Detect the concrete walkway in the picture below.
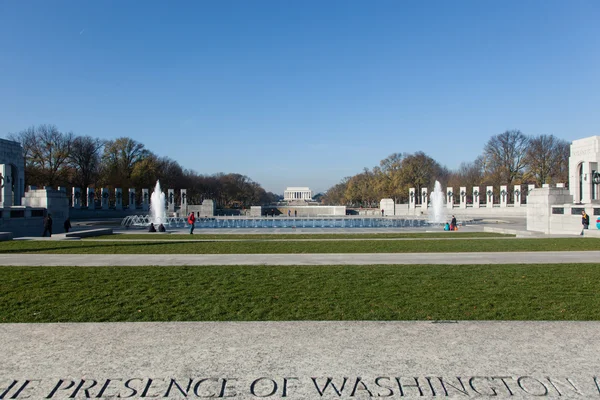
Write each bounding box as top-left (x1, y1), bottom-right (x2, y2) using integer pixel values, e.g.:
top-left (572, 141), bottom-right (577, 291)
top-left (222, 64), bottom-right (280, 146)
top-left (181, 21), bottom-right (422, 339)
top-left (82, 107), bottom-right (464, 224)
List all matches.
top-left (1, 321), bottom-right (599, 399)
top-left (0, 251), bottom-right (599, 266)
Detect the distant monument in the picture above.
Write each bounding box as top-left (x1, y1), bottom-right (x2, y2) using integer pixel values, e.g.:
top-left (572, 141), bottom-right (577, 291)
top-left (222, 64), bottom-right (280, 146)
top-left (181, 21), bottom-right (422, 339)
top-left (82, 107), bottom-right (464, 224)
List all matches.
top-left (284, 187), bottom-right (312, 202)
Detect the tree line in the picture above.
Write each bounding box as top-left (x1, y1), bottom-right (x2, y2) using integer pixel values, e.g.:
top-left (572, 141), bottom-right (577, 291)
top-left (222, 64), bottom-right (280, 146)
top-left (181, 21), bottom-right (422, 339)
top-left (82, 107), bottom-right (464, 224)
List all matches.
top-left (8, 124), bottom-right (279, 208)
top-left (322, 130), bottom-right (570, 206)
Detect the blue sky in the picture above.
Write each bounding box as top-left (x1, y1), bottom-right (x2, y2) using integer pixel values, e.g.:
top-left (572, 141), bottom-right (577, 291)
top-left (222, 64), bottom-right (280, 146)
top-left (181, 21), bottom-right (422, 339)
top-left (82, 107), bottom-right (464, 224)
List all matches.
top-left (1, 1), bottom-right (598, 194)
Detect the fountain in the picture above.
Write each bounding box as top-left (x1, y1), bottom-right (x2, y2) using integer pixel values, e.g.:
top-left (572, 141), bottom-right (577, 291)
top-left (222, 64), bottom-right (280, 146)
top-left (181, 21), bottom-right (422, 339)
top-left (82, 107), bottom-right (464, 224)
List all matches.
top-left (428, 180), bottom-right (447, 224)
top-left (149, 180), bottom-right (166, 225)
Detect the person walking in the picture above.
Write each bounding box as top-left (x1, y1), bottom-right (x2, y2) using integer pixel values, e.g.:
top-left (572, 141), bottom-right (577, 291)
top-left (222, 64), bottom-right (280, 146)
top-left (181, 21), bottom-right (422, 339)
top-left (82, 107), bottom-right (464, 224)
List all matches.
top-left (42, 214), bottom-right (53, 237)
top-left (188, 212), bottom-right (196, 234)
top-left (581, 210), bottom-right (590, 235)
top-left (63, 217), bottom-right (72, 233)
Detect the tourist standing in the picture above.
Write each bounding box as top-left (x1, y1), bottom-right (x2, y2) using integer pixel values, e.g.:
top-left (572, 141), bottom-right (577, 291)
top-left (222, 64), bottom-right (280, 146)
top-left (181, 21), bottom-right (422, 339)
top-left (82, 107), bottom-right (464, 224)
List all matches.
top-left (381, 209), bottom-right (384, 217)
top-left (581, 210), bottom-right (589, 235)
top-left (188, 212), bottom-right (196, 234)
top-left (63, 217), bottom-right (72, 233)
top-left (451, 215), bottom-right (457, 231)
top-left (42, 214), bottom-right (53, 237)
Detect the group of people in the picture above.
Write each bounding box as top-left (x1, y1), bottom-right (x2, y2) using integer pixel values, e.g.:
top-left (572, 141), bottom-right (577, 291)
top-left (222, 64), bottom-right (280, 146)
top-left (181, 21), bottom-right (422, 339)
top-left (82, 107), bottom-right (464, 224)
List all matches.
top-left (444, 215), bottom-right (458, 231)
top-left (147, 223), bottom-right (167, 232)
top-left (42, 214), bottom-right (71, 237)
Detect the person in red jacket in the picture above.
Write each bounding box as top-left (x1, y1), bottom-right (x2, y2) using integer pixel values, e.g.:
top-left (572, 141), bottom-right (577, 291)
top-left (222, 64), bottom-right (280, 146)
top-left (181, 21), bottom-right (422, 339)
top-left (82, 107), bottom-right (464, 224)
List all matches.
top-left (188, 212), bottom-right (196, 234)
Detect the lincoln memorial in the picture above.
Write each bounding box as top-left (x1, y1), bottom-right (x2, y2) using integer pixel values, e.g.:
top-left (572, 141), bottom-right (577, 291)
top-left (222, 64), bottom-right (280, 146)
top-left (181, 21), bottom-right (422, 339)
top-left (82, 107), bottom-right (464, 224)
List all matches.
top-left (284, 186), bottom-right (313, 201)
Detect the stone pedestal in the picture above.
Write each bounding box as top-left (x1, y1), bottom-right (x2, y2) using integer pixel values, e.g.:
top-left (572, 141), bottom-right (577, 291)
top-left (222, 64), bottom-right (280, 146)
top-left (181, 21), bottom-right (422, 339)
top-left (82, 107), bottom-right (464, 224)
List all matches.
top-left (486, 186), bottom-right (494, 208)
top-left (527, 187), bottom-right (573, 234)
top-left (87, 187), bottom-right (95, 209)
top-left (142, 189), bottom-right (149, 212)
top-left (115, 188), bottom-right (123, 210)
top-left (200, 199), bottom-right (215, 217)
top-left (408, 188), bottom-right (416, 209)
top-left (167, 189), bottom-right (175, 212)
top-left (446, 187), bottom-right (454, 210)
top-left (514, 185), bottom-right (522, 207)
top-left (101, 188), bottom-right (109, 210)
top-left (500, 185), bottom-right (508, 207)
top-left (473, 186), bottom-right (480, 209)
top-left (128, 188), bottom-right (136, 209)
top-left (72, 188), bottom-right (81, 209)
top-left (250, 206), bottom-right (262, 217)
top-left (459, 186), bottom-right (467, 209)
top-left (22, 187), bottom-right (69, 230)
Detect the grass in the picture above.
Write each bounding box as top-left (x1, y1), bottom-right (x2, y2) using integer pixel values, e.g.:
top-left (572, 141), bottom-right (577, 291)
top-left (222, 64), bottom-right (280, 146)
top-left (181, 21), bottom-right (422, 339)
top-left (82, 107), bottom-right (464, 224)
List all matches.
top-left (96, 232), bottom-right (513, 240)
top-left (1, 264), bottom-right (599, 322)
top-left (0, 237), bottom-right (598, 254)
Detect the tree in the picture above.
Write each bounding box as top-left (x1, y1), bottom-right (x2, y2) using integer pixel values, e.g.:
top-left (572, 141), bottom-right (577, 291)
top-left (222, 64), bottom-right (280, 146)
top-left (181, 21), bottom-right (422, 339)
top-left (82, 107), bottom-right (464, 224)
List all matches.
top-left (69, 136), bottom-right (104, 193)
top-left (525, 134), bottom-right (570, 186)
top-left (101, 137), bottom-right (150, 187)
top-left (399, 151), bottom-right (443, 203)
top-left (8, 124), bottom-right (73, 187)
top-left (483, 130), bottom-right (529, 186)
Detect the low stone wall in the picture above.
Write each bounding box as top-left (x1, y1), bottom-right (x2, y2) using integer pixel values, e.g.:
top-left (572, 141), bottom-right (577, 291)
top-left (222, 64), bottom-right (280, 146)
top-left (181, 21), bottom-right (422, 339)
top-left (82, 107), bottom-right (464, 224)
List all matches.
top-left (66, 228), bottom-right (113, 238)
top-left (393, 203), bottom-right (528, 218)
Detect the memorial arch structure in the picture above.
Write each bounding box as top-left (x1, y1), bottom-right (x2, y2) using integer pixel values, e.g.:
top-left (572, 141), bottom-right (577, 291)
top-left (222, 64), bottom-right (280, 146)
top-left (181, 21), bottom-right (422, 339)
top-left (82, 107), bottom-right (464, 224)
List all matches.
top-left (569, 136), bottom-right (600, 203)
top-left (0, 138), bottom-right (25, 207)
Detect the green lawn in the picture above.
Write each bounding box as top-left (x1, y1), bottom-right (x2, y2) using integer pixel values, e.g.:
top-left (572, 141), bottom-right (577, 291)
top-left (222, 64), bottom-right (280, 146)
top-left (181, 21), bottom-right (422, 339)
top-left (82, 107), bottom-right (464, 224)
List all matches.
top-left (0, 237), bottom-right (597, 254)
top-left (97, 232), bottom-right (512, 240)
top-left (1, 264), bottom-right (599, 322)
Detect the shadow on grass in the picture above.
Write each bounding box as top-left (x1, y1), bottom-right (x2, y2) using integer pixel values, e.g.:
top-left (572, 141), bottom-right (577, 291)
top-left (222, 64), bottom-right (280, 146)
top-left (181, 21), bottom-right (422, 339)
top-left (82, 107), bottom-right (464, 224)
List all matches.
top-left (0, 241), bottom-right (216, 254)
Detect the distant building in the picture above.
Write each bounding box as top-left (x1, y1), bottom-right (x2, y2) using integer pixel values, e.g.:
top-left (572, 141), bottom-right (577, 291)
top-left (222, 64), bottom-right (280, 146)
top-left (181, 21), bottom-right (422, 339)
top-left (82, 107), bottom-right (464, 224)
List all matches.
top-left (284, 187), bottom-right (312, 201)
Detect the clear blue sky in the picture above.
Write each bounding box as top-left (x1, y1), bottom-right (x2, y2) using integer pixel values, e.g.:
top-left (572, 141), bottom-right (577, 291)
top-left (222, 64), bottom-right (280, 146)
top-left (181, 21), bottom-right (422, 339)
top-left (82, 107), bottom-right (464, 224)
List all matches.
top-left (1, 1), bottom-right (598, 194)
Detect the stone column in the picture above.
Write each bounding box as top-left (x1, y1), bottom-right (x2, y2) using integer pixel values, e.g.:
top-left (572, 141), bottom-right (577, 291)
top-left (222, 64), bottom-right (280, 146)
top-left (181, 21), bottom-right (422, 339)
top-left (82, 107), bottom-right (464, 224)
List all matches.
top-left (180, 189), bottom-right (187, 215)
top-left (128, 188), bottom-right (136, 209)
top-left (167, 189), bottom-right (175, 212)
top-left (115, 188), bottom-right (123, 210)
top-left (409, 188), bottom-right (416, 209)
top-left (473, 186), bottom-right (480, 209)
top-left (87, 187), bottom-right (95, 209)
top-left (514, 185), bottom-right (521, 207)
top-left (459, 186), bottom-right (467, 209)
top-left (486, 186), bottom-right (494, 208)
top-left (500, 185), bottom-right (508, 207)
top-left (527, 184), bottom-right (535, 204)
top-left (0, 164), bottom-right (13, 207)
top-left (142, 189), bottom-right (149, 211)
top-left (72, 187), bottom-right (81, 209)
top-left (446, 187), bottom-right (454, 210)
top-left (101, 188), bottom-right (109, 210)
top-left (421, 188), bottom-right (428, 207)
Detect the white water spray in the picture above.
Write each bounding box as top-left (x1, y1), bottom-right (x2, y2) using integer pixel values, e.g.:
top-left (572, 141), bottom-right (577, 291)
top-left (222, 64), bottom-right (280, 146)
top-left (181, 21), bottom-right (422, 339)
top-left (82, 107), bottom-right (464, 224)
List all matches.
top-left (428, 180), bottom-right (447, 224)
top-left (149, 180), bottom-right (166, 225)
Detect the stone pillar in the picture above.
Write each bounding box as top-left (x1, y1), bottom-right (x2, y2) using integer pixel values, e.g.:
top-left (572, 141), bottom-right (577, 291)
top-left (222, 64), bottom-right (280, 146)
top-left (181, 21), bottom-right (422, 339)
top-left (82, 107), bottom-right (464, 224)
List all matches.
top-left (514, 185), bottom-right (521, 207)
top-left (409, 188), bottom-right (416, 209)
top-left (142, 189), bottom-right (149, 211)
top-left (72, 187), bottom-right (81, 209)
top-left (380, 199), bottom-right (394, 216)
top-left (115, 188), bottom-right (123, 210)
top-left (459, 187), bottom-right (467, 209)
top-left (128, 188), bottom-right (136, 209)
top-left (527, 184), bottom-right (535, 204)
top-left (167, 189), bottom-right (175, 212)
top-left (101, 188), bottom-right (109, 210)
top-left (180, 189), bottom-right (187, 215)
top-left (486, 186), bottom-right (494, 208)
top-left (473, 186), bottom-right (480, 209)
top-left (0, 164), bottom-right (13, 207)
top-left (421, 188), bottom-right (428, 207)
top-left (87, 187), bottom-right (95, 209)
top-left (500, 185), bottom-right (508, 207)
top-left (526, 187), bottom-right (573, 234)
top-left (446, 187), bottom-right (454, 210)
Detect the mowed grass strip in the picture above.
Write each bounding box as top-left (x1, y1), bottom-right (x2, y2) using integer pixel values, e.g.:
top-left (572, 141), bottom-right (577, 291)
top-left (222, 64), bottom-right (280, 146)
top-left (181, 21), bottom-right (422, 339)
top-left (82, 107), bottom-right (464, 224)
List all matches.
top-left (96, 232), bottom-right (512, 240)
top-left (1, 264), bottom-right (599, 322)
top-left (0, 237), bottom-right (598, 254)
